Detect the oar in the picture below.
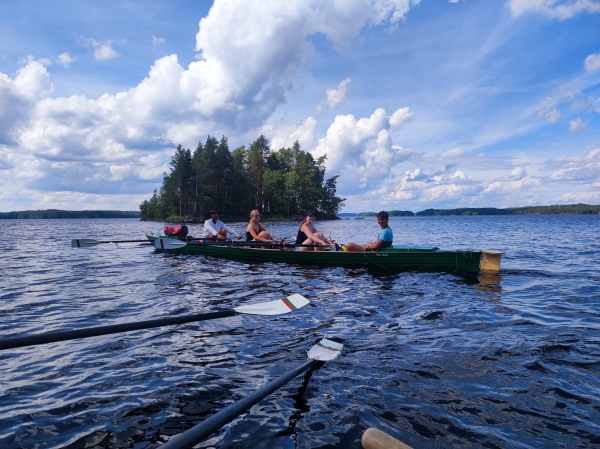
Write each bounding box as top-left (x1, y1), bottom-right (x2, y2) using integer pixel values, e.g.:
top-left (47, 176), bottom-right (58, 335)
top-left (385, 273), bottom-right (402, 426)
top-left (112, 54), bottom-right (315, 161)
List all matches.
top-left (0, 294), bottom-right (309, 351)
top-left (72, 238), bottom-right (155, 248)
top-left (160, 338), bottom-right (343, 449)
top-left (153, 239), bottom-right (286, 250)
top-left (154, 239), bottom-right (333, 250)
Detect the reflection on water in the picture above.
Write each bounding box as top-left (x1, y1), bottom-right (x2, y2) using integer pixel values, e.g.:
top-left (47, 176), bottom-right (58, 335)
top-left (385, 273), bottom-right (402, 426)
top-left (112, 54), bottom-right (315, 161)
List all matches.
top-left (0, 215), bottom-right (599, 448)
top-left (476, 272), bottom-right (503, 292)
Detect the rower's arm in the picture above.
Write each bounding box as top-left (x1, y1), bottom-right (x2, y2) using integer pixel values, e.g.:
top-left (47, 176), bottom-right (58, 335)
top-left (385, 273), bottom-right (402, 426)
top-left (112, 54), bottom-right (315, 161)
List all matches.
top-left (224, 224), bottom-right (238, 235)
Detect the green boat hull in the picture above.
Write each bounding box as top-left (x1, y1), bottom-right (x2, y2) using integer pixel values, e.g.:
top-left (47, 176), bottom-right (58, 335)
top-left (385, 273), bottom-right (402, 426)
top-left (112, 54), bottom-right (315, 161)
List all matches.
top-left (157, 243), bottom-right (484, 273)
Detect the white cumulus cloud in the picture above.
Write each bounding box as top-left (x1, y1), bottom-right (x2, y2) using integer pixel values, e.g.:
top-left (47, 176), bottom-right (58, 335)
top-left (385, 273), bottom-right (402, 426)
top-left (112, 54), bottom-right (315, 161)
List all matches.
top-left (544, 108), bottom-right (561, 123)
top-left (0, 61), bottom-right (53, 145)
top-left (483, 167), bottom-right (540, 193)
top-left (152, 36), bottom-right (166, 46)
top-left (508, 0), bottom-right (600, 19)
top-left (569, 117), bottom-right (588, 133)
top-left (57, 52), bottom-right (76, 68)
top-left (441, 148), bottom-right (467, 161)
top-left (548, 148), bottom-right (600, 181)
top-left (0, 0), bottom-right (424, 209)
top-left (78, 35), bottom-right (123, 60)
top-left (320, 78), bottom-right (352, 110)
top-left (3, 0), bottom-right (423, 162)
top-left (263, 117), bottom-right (318, 151)
top-left (313, 107), bottom-right (414, 190)
top-left (189, 0), bottom-right (420, 120)
top-left (383, 166), bottom-right (481, 204)
top-left (584, 53), bottom-right (600, 72)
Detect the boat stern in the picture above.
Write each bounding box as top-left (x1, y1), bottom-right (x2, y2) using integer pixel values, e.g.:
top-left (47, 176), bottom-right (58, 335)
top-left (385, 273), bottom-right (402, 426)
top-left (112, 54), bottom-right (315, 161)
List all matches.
top-left (480, 250), bottom-right (503, 273)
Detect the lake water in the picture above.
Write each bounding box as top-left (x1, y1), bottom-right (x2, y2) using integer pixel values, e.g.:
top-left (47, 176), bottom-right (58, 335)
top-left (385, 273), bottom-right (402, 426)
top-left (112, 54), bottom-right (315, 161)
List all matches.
top-left (0, 215), bottom-right (599, 448)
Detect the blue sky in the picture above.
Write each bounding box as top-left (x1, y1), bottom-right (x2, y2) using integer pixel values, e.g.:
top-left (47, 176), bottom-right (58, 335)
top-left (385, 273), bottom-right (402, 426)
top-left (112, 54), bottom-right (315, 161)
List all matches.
top-left (1, 0), bottom-right (599, 212)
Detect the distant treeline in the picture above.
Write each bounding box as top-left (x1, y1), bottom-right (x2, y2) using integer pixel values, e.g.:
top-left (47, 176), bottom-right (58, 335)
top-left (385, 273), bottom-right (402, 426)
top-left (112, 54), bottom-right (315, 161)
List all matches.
top-left (139, 135), bottom-right (345, 221)
top-left (354, 204), bottom-right (600, 217)
top-left (357, 210), bottom-right (414, 217)
top-left (416, 204), bottom-right (600, 216)
top-left (0, 210), bottom-right (141, 219)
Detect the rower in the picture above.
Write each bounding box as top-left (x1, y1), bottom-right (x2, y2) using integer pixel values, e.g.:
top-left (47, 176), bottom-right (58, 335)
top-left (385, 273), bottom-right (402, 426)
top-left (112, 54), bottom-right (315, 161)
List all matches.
top-left (295, 210), bottom-right (334, 251)
top-left (203, 208), bottom-right (242, 241)
top-left (345, 210), bottom-right (393, 252)
top-left (246, 210), bottom-right (278, 243)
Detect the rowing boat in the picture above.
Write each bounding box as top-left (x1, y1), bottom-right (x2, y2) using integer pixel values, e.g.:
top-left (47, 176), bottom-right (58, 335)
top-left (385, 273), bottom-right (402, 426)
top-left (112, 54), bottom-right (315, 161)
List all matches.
top-left (149, 236), bottom-right (502, 273)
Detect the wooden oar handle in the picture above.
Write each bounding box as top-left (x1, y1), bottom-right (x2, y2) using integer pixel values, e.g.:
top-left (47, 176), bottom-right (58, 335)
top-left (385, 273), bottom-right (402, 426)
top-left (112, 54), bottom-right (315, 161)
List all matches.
top-left (362, 428), bottom-right (413, 449)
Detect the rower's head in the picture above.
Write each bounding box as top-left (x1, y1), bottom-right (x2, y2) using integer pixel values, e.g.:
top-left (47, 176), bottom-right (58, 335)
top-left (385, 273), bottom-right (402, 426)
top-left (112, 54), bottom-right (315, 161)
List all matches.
top-left (209, 208), bottom-right (220, 222)
top-left (376, 211), bottom-right (389, 228)
top-left (250, 210), bottom-right (261, 222)
top-left (305, 210), bottom-right (316, 223)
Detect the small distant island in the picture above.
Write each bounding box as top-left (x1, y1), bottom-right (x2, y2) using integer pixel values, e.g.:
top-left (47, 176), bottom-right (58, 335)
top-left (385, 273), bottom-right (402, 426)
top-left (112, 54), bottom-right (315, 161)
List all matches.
top-left (357, 210), bottom-right (414, 217)
top-left (0, 210), bottom-right (140, 219)
top-left (354, 204), bottom-right (600, 216)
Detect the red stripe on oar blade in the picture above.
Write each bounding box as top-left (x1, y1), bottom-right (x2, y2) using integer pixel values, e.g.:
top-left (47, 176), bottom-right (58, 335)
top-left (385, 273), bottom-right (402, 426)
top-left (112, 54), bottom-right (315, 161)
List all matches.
top-left (281, 297), bottom-right (297, 311)
top-left (317, 342), bottom-right (338, 352)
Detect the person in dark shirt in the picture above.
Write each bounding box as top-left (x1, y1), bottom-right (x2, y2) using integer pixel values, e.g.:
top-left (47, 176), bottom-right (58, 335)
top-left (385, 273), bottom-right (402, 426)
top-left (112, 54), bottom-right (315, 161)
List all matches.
top-left (295, 210), bottom-right (334, 251)
top-left (246, 210), bottom-right (278, 243)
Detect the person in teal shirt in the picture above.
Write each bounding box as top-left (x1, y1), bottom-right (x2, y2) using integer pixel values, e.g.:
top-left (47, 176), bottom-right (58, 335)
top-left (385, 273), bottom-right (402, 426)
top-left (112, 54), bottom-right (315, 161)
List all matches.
top-left (346, 211), bottom-right (393, 252)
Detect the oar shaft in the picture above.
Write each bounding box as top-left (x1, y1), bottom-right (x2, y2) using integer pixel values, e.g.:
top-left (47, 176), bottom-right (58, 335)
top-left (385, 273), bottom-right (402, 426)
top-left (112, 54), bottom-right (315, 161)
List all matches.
top-left (187, 241), bottom-right (325, 248)
top-left (161, 359), bottom-right (316, 449)
top-left (0, 310), bottom-right (235, 351)
top-left (102, 239), bottom-right (154, 244)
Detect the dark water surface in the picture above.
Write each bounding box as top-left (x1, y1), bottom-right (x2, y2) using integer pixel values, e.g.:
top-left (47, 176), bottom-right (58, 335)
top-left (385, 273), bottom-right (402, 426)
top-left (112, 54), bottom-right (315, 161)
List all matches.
top-left (1, 215), bottom-right (599, 448)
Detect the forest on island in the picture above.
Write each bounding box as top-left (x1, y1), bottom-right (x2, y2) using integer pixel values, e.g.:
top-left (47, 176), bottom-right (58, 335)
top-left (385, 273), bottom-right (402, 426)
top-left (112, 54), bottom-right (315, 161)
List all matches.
top-left (352, 204), bottom-right (600, 216)
top-left (415, 204), bottom-right (600, 216)
top-left (139, 135), bottom-right (345, 221)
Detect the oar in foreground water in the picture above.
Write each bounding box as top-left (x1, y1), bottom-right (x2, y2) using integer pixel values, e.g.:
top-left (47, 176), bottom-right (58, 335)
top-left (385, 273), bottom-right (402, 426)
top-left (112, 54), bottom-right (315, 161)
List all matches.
top-left (160, 338), bottom-right (343, 449)
top-left (0, 294), bottom-right (309, 351)
top-left (72, 238), bottom-right (155, 248)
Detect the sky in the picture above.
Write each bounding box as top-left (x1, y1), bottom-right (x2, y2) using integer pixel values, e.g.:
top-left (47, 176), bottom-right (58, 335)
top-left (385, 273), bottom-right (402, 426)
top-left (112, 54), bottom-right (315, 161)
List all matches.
top-left (0, 0), bottom-right (599, 213)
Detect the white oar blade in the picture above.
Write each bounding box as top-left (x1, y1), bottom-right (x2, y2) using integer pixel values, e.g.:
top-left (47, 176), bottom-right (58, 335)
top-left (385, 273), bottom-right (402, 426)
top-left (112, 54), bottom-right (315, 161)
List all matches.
top-left (154, 238), bottom-right (188, 250)
top-left (234, 293), bottom-right (309, 316)
top-left (307, 338), bottom-right (343, 361)
top-left (72, 239), bottom-right (101, 248)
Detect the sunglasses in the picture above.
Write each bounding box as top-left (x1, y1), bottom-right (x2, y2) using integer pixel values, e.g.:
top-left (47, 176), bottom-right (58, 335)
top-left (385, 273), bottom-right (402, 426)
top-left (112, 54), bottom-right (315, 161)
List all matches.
top-left (254, 214), bottom-right (261, 217)
top-left (308, 214), bottom-right (315, 218)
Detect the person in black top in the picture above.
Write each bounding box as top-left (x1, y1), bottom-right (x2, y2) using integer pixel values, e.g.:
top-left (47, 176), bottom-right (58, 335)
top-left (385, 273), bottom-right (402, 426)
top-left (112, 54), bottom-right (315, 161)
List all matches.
top-left (295, 210), bottom-right (334, 251)
top-left (246, 210), bottom-right (278, 243)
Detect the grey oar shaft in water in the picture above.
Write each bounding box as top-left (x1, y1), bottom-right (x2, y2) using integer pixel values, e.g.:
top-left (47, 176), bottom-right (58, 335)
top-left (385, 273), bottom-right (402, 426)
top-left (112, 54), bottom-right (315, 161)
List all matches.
top-left (160, 338), bottom-right (342, 449)
top-left (161, 359), bottom-right (315, 449)
top-left (0, 294), bottom-right (309, 351)
top-left (0, 311), bottom-right (234, 350)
